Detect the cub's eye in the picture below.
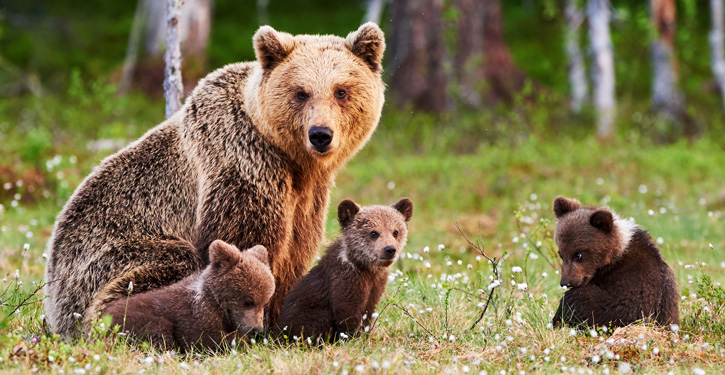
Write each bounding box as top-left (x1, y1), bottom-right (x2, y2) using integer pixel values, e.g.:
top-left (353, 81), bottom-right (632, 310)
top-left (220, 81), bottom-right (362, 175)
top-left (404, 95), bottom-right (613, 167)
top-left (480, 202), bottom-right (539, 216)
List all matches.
top-left (370, 231), bottom-right (379, 239)
top-left (574, 252), bottom-right (582, 261)
top-left (243, 300), bottom-right (255, 309)
top-left (393, 230), bottom-right (399, 238)
top-left (296, 90), bottom-right (310, 101)
top-left (334, 89), bottom-right (347, 99)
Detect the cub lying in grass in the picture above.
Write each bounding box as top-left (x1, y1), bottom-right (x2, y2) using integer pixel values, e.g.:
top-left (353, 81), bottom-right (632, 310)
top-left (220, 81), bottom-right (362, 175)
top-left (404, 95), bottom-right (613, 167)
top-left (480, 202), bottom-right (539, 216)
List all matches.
top-left (104, 240), bottom-right (274, 350)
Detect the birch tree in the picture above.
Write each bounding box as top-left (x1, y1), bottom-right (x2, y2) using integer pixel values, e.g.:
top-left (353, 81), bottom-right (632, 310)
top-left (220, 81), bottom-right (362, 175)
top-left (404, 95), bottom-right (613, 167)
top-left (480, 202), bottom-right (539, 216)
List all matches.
top-left (650, 0), bottom-right (683, 123)
top-left (711, 0), bottom-right (725, 111)
top-left (588, 0), bottom-right (616, 140)
top-left (164, 0), bottom-right (183, 119)
top-left (564, 0), bottom-right (588, 112)
top-left (363, 0), bottom-right (386, 25)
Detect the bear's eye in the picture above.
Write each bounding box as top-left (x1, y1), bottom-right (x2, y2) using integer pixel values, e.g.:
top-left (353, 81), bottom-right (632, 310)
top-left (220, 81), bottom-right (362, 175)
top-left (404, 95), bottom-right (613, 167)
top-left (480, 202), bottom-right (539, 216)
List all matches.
top-left (296, 90), bottom-right (310, 101)
top-left (334, 89), bottom-right (347, 99)
top-left (370, 231), bottom-right (379, 239)
top-left (393, 230), bottom-right (399, 238)
top-left (243, 300), bottom-right (255, 309)
top-left (574, 252), bottom-right (582, 261)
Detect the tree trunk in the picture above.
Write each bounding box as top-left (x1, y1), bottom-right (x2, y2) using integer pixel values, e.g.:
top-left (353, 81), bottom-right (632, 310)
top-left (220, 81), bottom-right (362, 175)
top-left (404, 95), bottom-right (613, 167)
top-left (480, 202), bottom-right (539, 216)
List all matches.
top-left (455, 0), bottom-right (485, 106)
top-left (651, 0), bottom-right (684, 126)
top-left (481, 0), bottom-right (526, 103)
top-left (387, 0), bottom-right (449, 112)
top-left (363, 0), bottom-right (386, 25)
top-left (588, 0), bottom-right (616, 140)
top-left (711, 0), bottom-right (725, 112)
top-left (145, 0), bottom-right (167, 56)
top-left (118, 0), bottom-right (148, 96)
top-left (564, 0), bottom-right (588, 112)
top-left (164, 0), bottom-right (184, 119)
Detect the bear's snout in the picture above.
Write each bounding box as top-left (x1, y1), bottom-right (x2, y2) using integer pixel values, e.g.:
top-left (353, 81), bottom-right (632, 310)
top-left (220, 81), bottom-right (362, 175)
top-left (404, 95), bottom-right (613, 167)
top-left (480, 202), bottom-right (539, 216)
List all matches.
top-left (382, 246), bottom-right (396, 259)
top-left (560, 278), bottom-right (572, 288)
top-left (309, 126), bottom-right (333, 153)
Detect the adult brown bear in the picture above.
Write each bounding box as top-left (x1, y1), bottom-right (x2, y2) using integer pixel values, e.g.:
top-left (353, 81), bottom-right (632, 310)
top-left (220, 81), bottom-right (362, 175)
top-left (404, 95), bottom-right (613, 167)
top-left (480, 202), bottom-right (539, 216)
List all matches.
top-left (44, 23), bottom-right (386, 338)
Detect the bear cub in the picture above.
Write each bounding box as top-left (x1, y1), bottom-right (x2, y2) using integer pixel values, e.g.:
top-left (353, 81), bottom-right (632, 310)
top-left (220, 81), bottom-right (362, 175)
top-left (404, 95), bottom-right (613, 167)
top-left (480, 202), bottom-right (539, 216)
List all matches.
top-left (551, 196), bottom-right (679, 328)
top-left (277, 198), bottom-right (413, 342)
top-left (104, 240), bottom-right (274, 350)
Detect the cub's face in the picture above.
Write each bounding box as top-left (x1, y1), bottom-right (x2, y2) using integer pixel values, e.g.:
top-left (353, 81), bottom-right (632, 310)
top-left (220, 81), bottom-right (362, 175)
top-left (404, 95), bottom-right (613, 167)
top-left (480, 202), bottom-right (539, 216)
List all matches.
top-left (206, 241), bottom-right (275, 336)
top-left (338, 198), bottom-right (414, 269)
top-left (552, 196), bottom-right (622, 288)
top-left (253, 23), bottom-right (385, 166)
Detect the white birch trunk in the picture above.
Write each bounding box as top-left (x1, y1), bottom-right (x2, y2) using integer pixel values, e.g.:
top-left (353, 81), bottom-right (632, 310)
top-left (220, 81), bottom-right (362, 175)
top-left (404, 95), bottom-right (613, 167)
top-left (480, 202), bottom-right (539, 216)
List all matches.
top-left (565, 0), bottom-right (588, 112)
top-left (164, 0), bottom-right (184, 119)
top-left (711, 0), bottom-right (725, 111)
top-left (364, 0), bottom-right (385, 25)
top-left (588, 0), bottom-right (616, 140)
top-left (118, 0), bottom-right (148, 95)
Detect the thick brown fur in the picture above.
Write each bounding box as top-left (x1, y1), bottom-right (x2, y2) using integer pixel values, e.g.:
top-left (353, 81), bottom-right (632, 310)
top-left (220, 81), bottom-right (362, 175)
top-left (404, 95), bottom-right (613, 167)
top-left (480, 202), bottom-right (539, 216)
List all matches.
top-left (44, 23), bottom-right (386, 338)
top-left (277, 198), bottom-right (413, 342)
top-left (551, 196), bottom-right (680, 328)
top-left (103, 241), bottom-right (274, 350)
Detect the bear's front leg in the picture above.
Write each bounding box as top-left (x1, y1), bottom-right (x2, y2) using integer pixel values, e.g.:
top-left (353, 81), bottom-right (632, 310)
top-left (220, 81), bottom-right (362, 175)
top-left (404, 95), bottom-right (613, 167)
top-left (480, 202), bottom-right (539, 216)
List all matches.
top-left (553, 284), bottom-right (612, 328)
top-left (331, 275), bottom-right (370, 339)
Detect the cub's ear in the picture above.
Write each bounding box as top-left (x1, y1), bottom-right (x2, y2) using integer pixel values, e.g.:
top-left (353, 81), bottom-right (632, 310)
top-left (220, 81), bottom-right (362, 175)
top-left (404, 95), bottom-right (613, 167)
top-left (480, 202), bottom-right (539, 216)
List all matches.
top-left (253, 26), bottom-right (295, 71)
top-left (392, 198), bottom-right (414, 222)
top-left (345, 22), bottom-right (386, 73)
top-left (209, 240), bottom-right (242, 268)
top-left (553, 196), bottom-right (581, 218)
top-left (590, 209), bottom-right (614, 232)
top-left (338, 199), bottom-right (361, 228)
top-left (245, 245), bottom-right (270, 267)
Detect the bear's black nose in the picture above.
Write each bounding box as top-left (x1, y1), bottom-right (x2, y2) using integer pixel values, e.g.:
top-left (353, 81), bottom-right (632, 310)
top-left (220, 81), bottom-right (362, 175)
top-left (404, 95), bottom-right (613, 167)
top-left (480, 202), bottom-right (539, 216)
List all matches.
top-left (309, 126), bottom-right (333, 152)
top-left (560, 279), bottom-right (572, 288)
top-left (383, 246), bottom-right (396, 258)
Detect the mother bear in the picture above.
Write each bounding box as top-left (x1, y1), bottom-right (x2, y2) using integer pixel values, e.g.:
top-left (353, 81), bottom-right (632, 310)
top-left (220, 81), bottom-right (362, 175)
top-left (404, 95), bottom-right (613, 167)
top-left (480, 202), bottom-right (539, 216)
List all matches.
top-left (44, 23), bottom-right (386, 338)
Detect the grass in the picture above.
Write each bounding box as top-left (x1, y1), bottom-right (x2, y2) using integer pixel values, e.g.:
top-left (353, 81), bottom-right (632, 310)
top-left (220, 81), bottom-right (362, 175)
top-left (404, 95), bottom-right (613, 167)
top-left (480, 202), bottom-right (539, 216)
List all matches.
top-left (1, 106), bottom-right (725, 374)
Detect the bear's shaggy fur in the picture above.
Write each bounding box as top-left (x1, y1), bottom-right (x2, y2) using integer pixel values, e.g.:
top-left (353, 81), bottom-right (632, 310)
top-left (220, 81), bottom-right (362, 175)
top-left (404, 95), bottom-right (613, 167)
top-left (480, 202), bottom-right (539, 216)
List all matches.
top-left (103, 241), bottom-right (274, 350)
top-left (44, 23), bottom-right (386, 338)
top-left (277, 198), bottom-right (413, 341)
top-left (551, 196), bottom-right (680, 328)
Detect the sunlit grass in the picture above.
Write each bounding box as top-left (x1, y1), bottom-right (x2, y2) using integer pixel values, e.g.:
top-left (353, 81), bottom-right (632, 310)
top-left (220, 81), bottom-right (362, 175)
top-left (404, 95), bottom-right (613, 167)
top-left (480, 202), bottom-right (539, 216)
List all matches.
top-left (1, 130), bottom-right (724, 373)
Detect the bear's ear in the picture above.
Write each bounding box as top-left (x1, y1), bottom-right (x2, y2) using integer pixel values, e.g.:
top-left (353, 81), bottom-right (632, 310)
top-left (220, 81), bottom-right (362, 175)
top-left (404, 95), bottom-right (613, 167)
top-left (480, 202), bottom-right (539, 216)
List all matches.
top-left (338, 199), bottom-right (361, 228)
top-left (253, 26), bottom-right (295, 71)
top-left (590, 209), bottom-right (614, 232)
top-left (553, 196), bottom-right (581, 218)
top-left (245, 245), bottom-right (269, 267)
top-left (345, 22), bottom-right (386, 73)
top-left (392, 198), bottom-right (414, 222)
top-left (209, 240), bottom-right (242, 268)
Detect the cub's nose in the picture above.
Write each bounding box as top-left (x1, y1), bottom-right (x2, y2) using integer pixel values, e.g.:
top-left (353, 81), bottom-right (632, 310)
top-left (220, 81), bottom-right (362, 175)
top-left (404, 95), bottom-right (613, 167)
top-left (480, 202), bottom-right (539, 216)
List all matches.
top-left (383, 246), bottom-right (396, 258)
top-left (308, 126), bottom-right (333, 152)
top-left (560, 279), bottom-right (572, 288)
